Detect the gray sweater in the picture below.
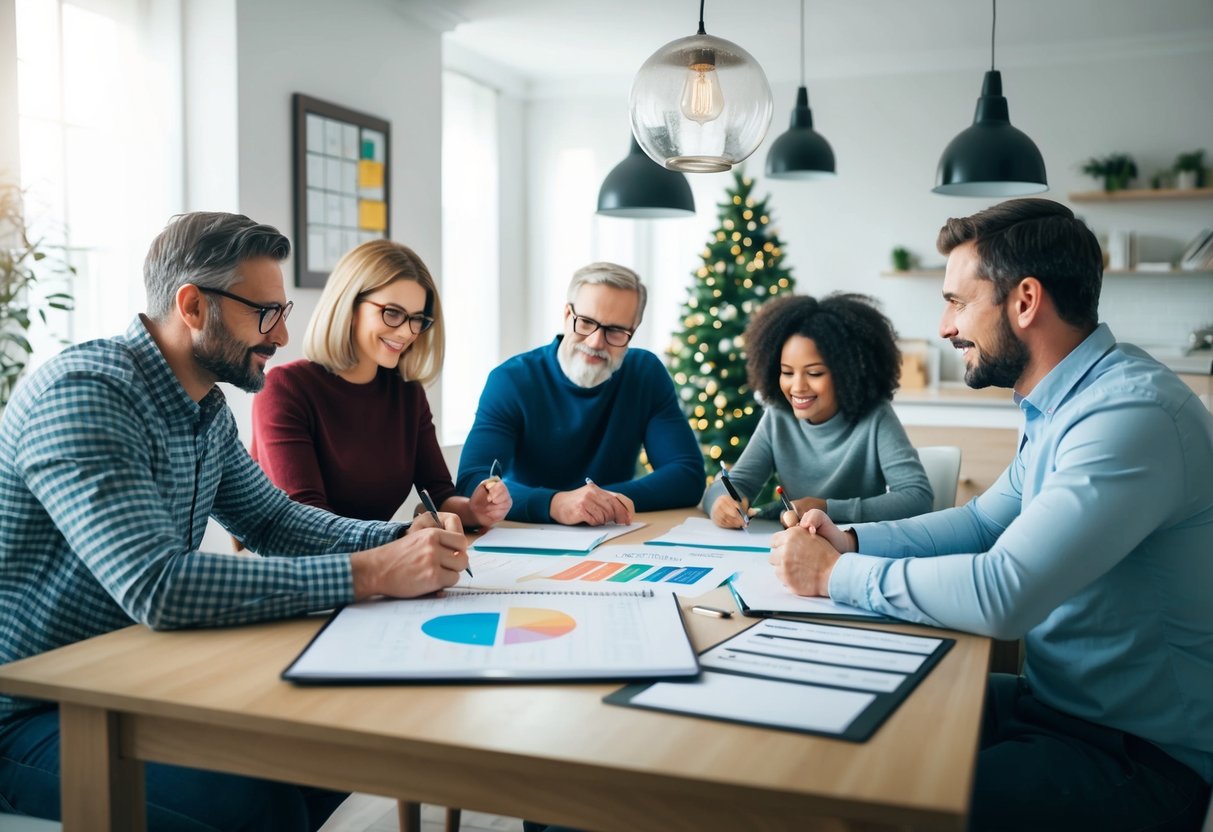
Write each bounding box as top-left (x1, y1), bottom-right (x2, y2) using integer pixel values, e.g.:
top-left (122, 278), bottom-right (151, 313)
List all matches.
top-left (700, 400), bottom-right (933, 523)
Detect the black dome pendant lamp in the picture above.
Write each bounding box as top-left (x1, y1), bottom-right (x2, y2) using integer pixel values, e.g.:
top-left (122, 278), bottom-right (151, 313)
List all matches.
top-left (766, 0), bottom-right (835, 180)
top-left (933, 0), bottom-right (1047, 196)
top-left (597, 135), bottom-right (696, 218)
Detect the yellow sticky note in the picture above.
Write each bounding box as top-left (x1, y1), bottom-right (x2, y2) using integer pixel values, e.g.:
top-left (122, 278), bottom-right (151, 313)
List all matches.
top-left (358, 160), bottom-right (384, 189)
top-left (359, 200), bottom-right (387, 232)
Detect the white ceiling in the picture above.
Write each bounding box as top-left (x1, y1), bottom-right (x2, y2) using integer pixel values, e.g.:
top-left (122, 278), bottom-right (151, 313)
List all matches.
top-left (430, 0), bottom-right (1213, 95)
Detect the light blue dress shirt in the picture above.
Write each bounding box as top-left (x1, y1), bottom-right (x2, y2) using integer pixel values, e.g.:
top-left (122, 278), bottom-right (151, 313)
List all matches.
top-left (830, 324), bottom-right (1213, 782)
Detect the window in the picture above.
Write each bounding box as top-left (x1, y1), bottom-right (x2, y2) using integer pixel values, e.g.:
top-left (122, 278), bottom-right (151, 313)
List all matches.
top-left (441, 71), bottom-right (499, 444)
top-left (16, 0), bottom-right (182, 365)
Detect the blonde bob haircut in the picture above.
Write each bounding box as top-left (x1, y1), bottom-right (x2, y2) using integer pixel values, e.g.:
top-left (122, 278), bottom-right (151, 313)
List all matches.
top-left (304, 240), bottom-right (445, 386)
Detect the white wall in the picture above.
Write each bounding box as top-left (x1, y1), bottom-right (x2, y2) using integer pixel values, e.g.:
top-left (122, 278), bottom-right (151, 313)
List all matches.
top-left (200, 0), bottom-right (445, 442)
top-left (188, 0), bottom-right (445, 550)
top-left (523, 33), bottom-right (1213, 382)
top-left (0, 0), bottom-right (18, 180)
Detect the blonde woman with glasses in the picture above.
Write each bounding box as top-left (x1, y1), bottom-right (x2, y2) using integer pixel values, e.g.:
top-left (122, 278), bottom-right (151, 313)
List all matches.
top-left (252, 240), bottom-right (510, 528)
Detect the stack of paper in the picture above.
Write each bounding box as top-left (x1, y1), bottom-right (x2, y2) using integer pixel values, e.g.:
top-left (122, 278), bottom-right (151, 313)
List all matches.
top-left (471, 522), bottom-right (646, 554)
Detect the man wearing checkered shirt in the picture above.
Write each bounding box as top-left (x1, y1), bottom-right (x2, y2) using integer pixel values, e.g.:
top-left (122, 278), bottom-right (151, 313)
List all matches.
top-left (0, 212), bottom-right (469, 830)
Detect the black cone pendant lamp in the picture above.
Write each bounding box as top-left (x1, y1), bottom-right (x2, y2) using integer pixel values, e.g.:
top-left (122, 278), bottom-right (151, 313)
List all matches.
top-left (933, 0), bottom-right (1047, 196)
top-left (597, 135), bottom-right (696, 218)
top-left (766, 0), bottom-right (835, 180)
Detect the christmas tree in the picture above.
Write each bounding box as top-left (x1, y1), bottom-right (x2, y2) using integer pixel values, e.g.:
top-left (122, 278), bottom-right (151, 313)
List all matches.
top-left (667, 170), bottom-right (796, 495)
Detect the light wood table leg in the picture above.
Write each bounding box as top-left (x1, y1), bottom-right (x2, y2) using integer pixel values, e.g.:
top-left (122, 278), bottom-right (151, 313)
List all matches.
top-left (59, 704), bottom-right (145, 832)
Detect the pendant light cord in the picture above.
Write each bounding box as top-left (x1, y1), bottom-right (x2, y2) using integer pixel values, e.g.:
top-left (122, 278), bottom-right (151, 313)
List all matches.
top-left (697, 0), bottom-right (706, 34)
top-left (990, 0), bottom-right (997, 70)
top-left (799, 0), bottom-right (806, 86)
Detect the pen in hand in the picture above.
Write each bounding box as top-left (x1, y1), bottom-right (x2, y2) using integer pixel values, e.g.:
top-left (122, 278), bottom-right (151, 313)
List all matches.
top-left (718, 465), bottom-right (750, 532)
top-left (483, 458), bottom-right (502, 492)
top-left (776, 485), bottom-right (800, 525)
top-left (418, 488), bottom-right (472, 577)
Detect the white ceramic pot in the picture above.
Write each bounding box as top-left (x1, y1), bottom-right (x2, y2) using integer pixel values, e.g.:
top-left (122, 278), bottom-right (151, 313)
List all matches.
top-left (1176, 169), bottom-right (1199, 190)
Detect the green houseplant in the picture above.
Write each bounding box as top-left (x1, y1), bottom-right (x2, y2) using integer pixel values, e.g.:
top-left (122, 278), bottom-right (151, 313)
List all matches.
top-left (1081, 153), bottom-right (1138, 192)
top-left (891, 246), bottom-right (913, 272)
top-left (1173, 149), bottom-right (1206, 189)
top-left (1, 183), bottom-right (76, 409)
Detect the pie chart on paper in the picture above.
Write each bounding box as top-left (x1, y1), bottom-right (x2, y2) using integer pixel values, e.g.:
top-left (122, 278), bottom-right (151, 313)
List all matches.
top-left (503, 607), bottom-right (576, 644)
top-left (420, 608), bottom-right (576, 646)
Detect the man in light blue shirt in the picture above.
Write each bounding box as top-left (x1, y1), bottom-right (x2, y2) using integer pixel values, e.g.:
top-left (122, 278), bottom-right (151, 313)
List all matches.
top-left (771, 198), bottom-right (1213, 831)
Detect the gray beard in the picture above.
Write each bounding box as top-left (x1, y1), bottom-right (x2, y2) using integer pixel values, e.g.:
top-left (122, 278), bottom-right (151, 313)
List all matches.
top-left (557, 340), bottom-right (622, 388)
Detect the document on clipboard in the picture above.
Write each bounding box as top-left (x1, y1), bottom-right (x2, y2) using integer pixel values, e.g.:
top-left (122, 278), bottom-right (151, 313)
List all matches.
top-left (606, 617), bottom-right (953, 742)
top-left (283, 587), bottom-right (698, 684)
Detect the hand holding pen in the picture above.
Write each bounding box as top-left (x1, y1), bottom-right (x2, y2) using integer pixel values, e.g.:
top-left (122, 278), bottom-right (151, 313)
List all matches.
top-left (717, 465), bottom-right (750, 533)
top-left (776, 485), bottom-right (801, 529)
top-left (469, 458), bottom-right (512, 528)
top-left (419, 488), bottom-right (473, 577)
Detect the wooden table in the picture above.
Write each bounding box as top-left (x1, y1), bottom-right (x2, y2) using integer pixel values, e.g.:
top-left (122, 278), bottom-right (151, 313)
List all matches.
top-left (0, 509), bottom-right (990, 831)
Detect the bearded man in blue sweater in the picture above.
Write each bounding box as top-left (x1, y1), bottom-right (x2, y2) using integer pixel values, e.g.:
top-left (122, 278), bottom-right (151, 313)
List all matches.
top-left (456, 262), bottom-right (704, 525)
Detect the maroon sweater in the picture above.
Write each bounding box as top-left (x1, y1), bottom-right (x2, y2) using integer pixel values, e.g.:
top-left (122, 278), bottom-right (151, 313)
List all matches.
top-left (250, 359), bottom-right (455, 521)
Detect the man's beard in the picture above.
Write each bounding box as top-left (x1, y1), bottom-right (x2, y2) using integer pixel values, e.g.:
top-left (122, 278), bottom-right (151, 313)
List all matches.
top-left (958, 311), bottom-right (1029, 390)
top-left (193, 314), bottom-right (275, 393)
top-left (557, 339), bottom-right (624, 388)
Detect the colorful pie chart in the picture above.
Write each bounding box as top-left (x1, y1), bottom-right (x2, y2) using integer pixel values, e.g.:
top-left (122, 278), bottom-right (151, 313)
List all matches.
top-left (420, 608), bottom-right (576, 647)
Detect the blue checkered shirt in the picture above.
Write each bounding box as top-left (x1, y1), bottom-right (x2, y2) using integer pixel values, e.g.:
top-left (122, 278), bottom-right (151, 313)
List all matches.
top-left (0, 317), bottom-right (403, 720)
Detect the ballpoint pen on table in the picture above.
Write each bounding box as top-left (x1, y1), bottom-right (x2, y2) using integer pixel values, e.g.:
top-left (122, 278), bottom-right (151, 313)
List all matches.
top-left (718, 465), bottom-right (750, 533)
top-left (776, 485), bottom-right (801, 524)
top-left (418, 487), bottom-right (473, 577)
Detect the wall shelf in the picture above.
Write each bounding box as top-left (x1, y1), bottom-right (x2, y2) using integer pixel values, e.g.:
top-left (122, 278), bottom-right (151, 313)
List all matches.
top-left (1069, 187), bottom-right (1213, 202)
top-left (881, 269), bottom-right (945, 278)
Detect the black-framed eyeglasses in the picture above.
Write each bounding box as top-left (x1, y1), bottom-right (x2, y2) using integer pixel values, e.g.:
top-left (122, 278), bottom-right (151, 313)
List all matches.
top-left (197, 287), bottom-right (292, 334)
top-left (361, 300), bottom-right (434, 335)
top-left (567, 304), bottom-right (634, 347)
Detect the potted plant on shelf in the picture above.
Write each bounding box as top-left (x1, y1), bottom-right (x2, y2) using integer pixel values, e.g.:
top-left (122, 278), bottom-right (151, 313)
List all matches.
top-left (1, 182), bottom-right (76, 410)
top-left (1173, 149), bottom-right (1206, 190)
top-left (891, 246), bottom-right (913, 272)
top-left (1081, 153), bottom-right (1138, 192)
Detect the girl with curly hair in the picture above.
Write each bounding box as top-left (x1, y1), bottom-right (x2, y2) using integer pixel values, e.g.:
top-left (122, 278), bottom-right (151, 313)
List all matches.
top-left (702, 292), bottom-right (933, 526)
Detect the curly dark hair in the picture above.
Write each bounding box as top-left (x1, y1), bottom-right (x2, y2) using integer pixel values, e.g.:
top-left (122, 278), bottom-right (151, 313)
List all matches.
top-left (744, 293), bottom-right (901, 422)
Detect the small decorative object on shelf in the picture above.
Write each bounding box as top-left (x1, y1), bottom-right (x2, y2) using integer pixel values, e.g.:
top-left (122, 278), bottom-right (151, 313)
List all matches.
top-left (1081, 153), bottom-right (1138, 192)
top-left (891, 246), bottom-right (914, 272)
top-left (1173, 149), bottom-right (1206, 190)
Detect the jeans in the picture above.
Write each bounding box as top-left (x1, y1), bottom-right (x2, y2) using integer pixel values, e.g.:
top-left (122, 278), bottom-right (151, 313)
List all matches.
top-left (971, 674), bottom-right (1211, 832)
top-left (0, 707), bottom-right (348, 832)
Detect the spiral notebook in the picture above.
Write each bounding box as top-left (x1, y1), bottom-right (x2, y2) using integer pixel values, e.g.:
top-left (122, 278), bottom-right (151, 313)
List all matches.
top-left (283, 588), bottom-right (699, 684)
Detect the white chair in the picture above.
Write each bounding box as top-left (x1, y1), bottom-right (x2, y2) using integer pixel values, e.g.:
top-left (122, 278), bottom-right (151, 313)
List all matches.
top-left (917, 446), bottom-right (962, 511)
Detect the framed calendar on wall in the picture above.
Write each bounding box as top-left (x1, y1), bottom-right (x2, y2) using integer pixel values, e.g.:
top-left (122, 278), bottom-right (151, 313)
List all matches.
top-left (292, 93), bottom-right (391, 288)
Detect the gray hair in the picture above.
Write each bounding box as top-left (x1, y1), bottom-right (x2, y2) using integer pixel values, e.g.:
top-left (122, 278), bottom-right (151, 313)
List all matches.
top-left (566, 261), bottom-right (647, 326)
top-left (143, 212), bottom-right (291, 319)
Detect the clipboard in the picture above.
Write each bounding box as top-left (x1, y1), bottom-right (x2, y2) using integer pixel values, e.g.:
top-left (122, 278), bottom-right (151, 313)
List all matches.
top-left (606, 617), bottom-right (953, 742)
top-left (282, 588), bottom-right (699, 684)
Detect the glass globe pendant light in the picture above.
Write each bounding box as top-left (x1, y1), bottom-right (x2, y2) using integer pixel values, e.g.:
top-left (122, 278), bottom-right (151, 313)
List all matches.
top-left (630, 0), bottom-right (773, 173)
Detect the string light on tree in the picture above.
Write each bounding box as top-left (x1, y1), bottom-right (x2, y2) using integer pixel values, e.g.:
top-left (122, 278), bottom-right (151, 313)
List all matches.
top-left (666, 169), bottom-right (796, 494)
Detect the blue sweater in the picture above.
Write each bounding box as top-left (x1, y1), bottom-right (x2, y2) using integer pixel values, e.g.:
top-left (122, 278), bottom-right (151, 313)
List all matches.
top-left (456, 337), bottom-right (705, 522)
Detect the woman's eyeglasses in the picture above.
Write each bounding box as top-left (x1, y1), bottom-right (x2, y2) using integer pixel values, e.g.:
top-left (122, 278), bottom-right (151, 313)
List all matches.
top-left (361, 300), bottom-right (434, 335)
top-left (567, 304), bottom-right (634, 347)
top-left (197, 287), bottom-right (292, 334)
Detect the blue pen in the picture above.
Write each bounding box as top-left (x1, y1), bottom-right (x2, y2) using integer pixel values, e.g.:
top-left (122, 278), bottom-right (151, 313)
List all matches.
top-left (483, 458), bottom-right (502, 493)
top-left (718, 465), bottom-right (750, 533)
top-left (419, 488), bottom-right (472, 577)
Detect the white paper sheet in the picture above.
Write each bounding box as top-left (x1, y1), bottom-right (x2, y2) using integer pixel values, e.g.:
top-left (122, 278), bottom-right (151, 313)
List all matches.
top-left (729, 565), bottom-right (884, 619)
top-left (646, 516), bottom-right (784, 551)
top-left (632, 671), bottom-right (875, 735)
top-left (471, 522), bottom-right (646, 553)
